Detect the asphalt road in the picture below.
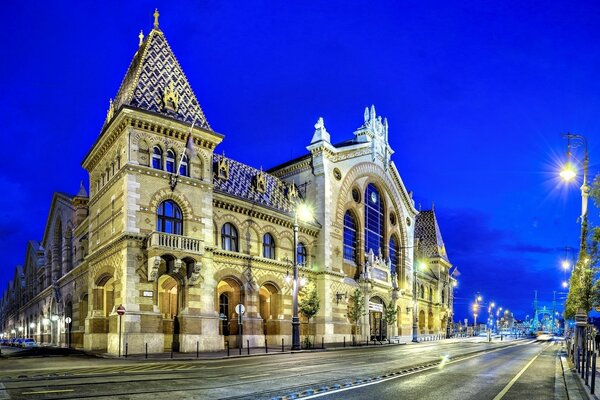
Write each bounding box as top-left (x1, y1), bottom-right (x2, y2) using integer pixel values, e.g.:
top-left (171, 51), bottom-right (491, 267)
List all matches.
top-left (0, 339), bottom-right (565, 399)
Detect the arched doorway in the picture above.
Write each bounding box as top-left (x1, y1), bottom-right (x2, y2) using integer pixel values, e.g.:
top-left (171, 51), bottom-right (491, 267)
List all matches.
top-left (216, 277), bottom-right (243, 347)
top-left (259, 283), bottom-right (280, 336)
top-left (158, 274), bottom-right (181, 352)
top-left (369, 296), bottom-right (386, 341)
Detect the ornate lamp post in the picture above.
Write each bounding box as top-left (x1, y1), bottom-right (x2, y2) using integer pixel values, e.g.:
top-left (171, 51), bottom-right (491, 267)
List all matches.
top-left (291, 203), bottom-right (312, 351)
top-left (412, 239), bottom-right (426, 343)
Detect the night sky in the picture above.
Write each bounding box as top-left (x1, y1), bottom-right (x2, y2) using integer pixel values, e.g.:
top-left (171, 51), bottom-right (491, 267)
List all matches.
top-left (2, 1), bottom-right (600, 323)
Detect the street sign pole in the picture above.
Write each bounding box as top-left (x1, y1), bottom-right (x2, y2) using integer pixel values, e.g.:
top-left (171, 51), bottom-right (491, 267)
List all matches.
top-left (235, 304), bottom-right (245, 351)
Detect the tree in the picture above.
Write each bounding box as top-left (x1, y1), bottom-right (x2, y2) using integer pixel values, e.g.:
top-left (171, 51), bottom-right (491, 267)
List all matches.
top-left (299, 281), bottom-right (320, 348)
top-left (382, 300), bottom-right (398, 328)
top-left (346, 289), bottom-right (366, 339)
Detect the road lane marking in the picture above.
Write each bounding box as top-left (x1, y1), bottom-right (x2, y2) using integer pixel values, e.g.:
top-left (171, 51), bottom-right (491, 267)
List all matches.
top-left (0, 383), bottom-right (9, 400)
top-left (491, 345), bottom-right (547, 400)
top-left (299, 340), bottom-right (540, 399)
top-left (21, 389), bottom-right (74, 395)
top-left (240, 373), bottom-right (270, 379)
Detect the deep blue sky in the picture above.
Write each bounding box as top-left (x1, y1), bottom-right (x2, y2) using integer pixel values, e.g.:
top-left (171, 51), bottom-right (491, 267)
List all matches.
top-left (2, 1), bottom-right (600, 323)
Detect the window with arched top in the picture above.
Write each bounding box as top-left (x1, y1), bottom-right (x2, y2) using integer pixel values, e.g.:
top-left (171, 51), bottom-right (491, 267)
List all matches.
top-left (156, 200), bottom-right (183, 235)
top-left (441, 289), bottom-right (445, 304)
top-left (343, 211), bottom-right (358, 262)
top-left (297, 242), bottom-right (307, 266)
top-left (166, 149), bottom-right (176, 173)
top-left (364, 183), bottom-right (384, 254)
top-left (428, 287), bottom-right (433, 302)
top-left (389, 235), bottom-right (399, 274)
top-left (263, 233), bottom-right (275, 259)
top-left (221, 223), bottom-right (238, 252)
top-left (179, 154), bottom-right (189, 177)
top-left (420, 284), bottom-right (424, 299)
top-left (152, 146), bottom-right (163, 169)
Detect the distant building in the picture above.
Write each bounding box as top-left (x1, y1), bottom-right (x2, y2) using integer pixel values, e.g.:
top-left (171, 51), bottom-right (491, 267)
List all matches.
top-left (0, 11), bottom-right (456, 354)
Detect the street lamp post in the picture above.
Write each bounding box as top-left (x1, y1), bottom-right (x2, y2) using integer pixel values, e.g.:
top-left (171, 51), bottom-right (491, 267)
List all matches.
top-left (291, 203), bottom-right (311, 351)
top-left (412, 239), bottom-right (426, 343)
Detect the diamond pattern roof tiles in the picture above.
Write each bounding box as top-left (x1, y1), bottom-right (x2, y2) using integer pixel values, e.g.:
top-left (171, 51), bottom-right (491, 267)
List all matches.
top-left (415, 209), bottom-right (450, 263)
top-left (111, 27), bottom-right (211, 130)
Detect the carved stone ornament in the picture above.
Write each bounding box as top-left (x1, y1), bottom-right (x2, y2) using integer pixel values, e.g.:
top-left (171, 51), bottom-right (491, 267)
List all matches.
top-left (105, 98), bottom-right (114, 123)
top-left (188, 261), bottom-right (202, 285)
top-left (162, 81), bottom-right (179, 112)
top-left (217, 157), bottom-right (229, 180)
top-left (173, 259), bottom-right (183, 275)
top-left (148, 256), bottom-right (162, 282)
top-left (254, 169), bottom-right (267, 193)
top-left (286, 182), bottom-right (298, 200)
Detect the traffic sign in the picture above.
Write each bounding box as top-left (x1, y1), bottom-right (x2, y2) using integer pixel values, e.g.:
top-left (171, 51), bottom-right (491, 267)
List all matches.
top-left (117, 304), bottom-right (126, 316)
top-left (235, 304), bottom-right (245, 315)
top-left (65, 317), bottom-right (72, 324)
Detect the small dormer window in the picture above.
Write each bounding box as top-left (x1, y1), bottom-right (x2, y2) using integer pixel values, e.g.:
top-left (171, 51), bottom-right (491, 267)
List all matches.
top-left (217, 157), bottom-right (229, 180)
top-left (162, 81), bottom-right (179, 113)
top-left (254, 170), bottom-right (267, 193)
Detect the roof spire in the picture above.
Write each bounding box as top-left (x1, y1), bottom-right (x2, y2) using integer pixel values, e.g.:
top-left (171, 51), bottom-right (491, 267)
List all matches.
top-left (153, 8), bottom-right (160, 30)
top-left (138, 30), bottom-right (144, 47)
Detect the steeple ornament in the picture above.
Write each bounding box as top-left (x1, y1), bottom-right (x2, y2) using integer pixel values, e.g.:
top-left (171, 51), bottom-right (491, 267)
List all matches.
top-left (216, 155), bottom-right (230, 180)
top-left (105, 98), bottom-right (114, 123)
top-left (254, 168), bottom-right (267, 193)
top-left (138, 30), bottom-right (144, 47)
top-left (310, 117), bottom-right (331, 144)
top-left (153, 9), bottom-right (160, 30)
top-left (354, 104), bottom-right (394, 168)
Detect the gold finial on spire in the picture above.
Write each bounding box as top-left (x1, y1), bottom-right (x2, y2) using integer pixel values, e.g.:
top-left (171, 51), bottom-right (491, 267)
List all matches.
top-left (138, 30), bottom-right (144, 47)
top-left (153, 8), bottom-right (160, 29)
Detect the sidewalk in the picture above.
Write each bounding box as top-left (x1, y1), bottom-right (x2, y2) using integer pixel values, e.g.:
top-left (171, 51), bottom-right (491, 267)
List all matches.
top-left (560, 344), bottom-right (599, 400)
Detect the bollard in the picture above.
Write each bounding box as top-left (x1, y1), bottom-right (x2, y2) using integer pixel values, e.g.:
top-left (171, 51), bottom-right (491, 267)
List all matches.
top-left (125, 343), bottom-right (128, 358)
top-left (586, 351), bottom-right (591, 385)
top-left (145, 343), bottom-right (148, 359)
top-left (247, 340), bottom-right (250, 355)
top-left (239, 341), bottom-right (242, 356)
top-left (227, 340), bottom-right (230, 357)
top-left (344, 336), bottom-right (346, 348)
top-left (282, 338), bottom-right (284, 352)
top-left (592, 352), bottom-right (597, 394)
top-left (265, 339), bottom-right (268, 353)
top-left (171, 348), bottom-right (173, 359)
top-left (196, 341), bottom-right (199, 358)
top-left (322, 337), bottom-right (324, 350)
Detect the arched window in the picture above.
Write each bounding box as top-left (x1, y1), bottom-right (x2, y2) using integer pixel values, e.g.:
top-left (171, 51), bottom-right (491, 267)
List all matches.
top-left (343, 211), bottom-right (358, 262)
top-left (156, 200), bottom-right (183, 235)
top-left (219, 293), bottom-right (230, 336)
top-left (166, 149), bottom-right (176, 173)
top-left (441, 289), bottom-right (445, 304)
top-left (429, 287), bottom-right (433, 302)
top-left (179, 154), bottom-right (189, 177)
top-left (152, 146), bottom-right (163, 169)
top-left (364, 183), bottom-right (384, 254)
top-left (297, 242), bottom-right (307, 266)
top-left (420, 284), bottom-right (424, 299)
top-left (221, 223), bottom-right (238, 252)
top-left (389, 235), bottom-right (399, 274)
top-left (263, 233), bottom-right (275, 259)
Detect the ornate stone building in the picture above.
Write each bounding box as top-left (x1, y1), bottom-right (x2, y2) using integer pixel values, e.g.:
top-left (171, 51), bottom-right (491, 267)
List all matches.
top-left (0, 11), bottom-right (456, 354)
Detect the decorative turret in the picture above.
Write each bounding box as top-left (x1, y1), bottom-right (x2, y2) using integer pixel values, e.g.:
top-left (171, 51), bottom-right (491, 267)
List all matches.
top-left (106, 9), bottom-right (211, 130)
top-left (414, 208), bottom-right (450, 263)
top-left (354, 105), bottom-right (394, 168)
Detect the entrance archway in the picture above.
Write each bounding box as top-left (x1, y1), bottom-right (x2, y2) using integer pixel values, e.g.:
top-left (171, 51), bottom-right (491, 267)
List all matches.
top-left (216, 277), bottom-right (243, 347)
top-left (158, 274), bottom-right (181, 351)
top-left (259, 283), bottom-right (280, 336)
top-left (369, 296), bottom-right (386, 341)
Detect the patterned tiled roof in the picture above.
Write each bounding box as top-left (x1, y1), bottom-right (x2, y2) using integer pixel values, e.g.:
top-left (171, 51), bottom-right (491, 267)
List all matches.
top-left (111, 25), bottom-right (210, 130)
top-left (213, 154), bottom-right (298, 214)
top-left (415, 209), bottom-right (450, 263)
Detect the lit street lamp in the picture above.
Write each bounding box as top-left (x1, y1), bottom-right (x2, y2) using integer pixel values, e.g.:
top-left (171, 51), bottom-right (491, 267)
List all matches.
top-left (291, 202), bottom-right (312, 351)
top-left (412, 257), bottom-right (426, 343)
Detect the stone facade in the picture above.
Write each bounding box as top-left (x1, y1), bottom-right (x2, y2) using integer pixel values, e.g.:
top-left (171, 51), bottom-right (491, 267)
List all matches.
top-left (0, 12), bottom-right (456, 354)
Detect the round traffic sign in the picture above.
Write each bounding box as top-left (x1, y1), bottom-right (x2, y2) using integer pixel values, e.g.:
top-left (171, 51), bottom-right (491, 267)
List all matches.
top-left (117, 304), bottom-right (126, 316)
top-left (235, 304), bottom-right (245, 315)
top-left (65, 317), bottom-right (72, 324)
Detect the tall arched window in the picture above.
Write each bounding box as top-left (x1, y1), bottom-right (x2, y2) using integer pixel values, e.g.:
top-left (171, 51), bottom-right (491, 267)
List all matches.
top-left (166, 149), bottom-right (176, 173)
top-left (389, 235), bottom-right (399, 274)
top-left (343, 211), bottom-right (358, 262)
top-left (221, 223), bottom-right (238, 252)
top-left (179, 154), bottom-right (189, 177)
top-left (297, 242), bottom-right (307, 266)
top-left (420, 284), bottom-right (424, 299)
top-left (156, 200), bottom-right (183, 235)
top-left (152, 146), bottom-right (163, 169)
top-left (263, 233), bottom-right (275, 259)
top-left (441, 289), bottom-right (445, 304)
top-left (364, 183), bottom-right (384, 254)
top-left (429, 287), bottom-right (433, 302)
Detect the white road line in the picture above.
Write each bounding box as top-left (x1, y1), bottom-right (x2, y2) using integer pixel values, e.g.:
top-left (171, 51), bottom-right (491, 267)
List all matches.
top-left (301, 340), bottom-right (538, 399)
top-left (240, 373), bottom-right (270, 379)
top-left (492, 345), bottom-right (547, 400)
top-left (0, 382), bottom-right (9, 400)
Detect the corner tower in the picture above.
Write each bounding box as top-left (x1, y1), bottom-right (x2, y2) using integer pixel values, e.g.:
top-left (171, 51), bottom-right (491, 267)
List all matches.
top-left (81, 10), bottom-right (223, 355)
